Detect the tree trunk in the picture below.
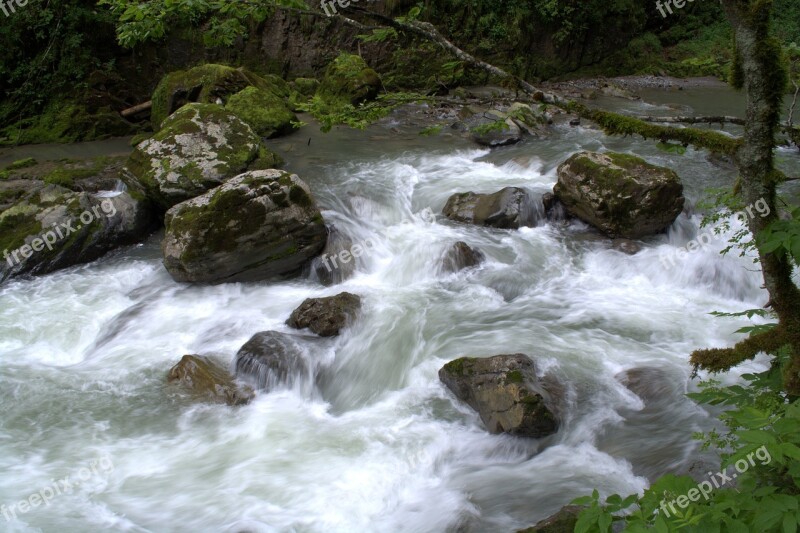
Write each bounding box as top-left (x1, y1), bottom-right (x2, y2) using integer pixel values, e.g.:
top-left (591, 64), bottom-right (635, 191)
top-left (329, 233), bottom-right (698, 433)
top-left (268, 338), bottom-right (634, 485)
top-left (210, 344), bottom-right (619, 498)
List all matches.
top-left (699, 0), bottom-right (800, 394)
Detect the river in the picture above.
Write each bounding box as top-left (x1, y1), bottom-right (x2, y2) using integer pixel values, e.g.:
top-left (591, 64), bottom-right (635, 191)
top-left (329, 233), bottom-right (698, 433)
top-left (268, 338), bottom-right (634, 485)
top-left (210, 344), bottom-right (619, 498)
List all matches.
top-left (1, 82), bottom-right (798, 532)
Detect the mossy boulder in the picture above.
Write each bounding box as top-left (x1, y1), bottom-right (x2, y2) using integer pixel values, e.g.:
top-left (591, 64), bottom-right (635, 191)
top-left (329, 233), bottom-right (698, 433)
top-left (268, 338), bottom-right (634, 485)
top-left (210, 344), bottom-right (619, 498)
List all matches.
top-left (150, 64), bottom-right (299, 129)
top-left (225, 86), bottom-right (297, 138)
top-left (162, 169), bottom-right (327, 283)
top-left (439, 354), bottom-right (560, 438)
top-left (234, 331), bottom-right (309, 391)
top-left (168, 354), bottom-right (254, 406)
top-left (292, 77), bottom-right (320, 97)
top-left (316, 53), bottom-right (381, 107)
top-left (0, 158), bottom-right (158, 284)
top-left (554, 151), bottom-right (685, 239)
top-left (124, 103), bottom-right (279, 210)
top-left (286, 292), bottom-right (361, 337)
top-left (442, 187), bottom-right (536, 229)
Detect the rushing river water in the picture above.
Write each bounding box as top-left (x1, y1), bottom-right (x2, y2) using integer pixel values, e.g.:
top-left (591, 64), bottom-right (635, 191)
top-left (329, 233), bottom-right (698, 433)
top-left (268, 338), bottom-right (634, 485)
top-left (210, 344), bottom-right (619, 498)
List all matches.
top-left (1, 84), bottom-right (798, 532)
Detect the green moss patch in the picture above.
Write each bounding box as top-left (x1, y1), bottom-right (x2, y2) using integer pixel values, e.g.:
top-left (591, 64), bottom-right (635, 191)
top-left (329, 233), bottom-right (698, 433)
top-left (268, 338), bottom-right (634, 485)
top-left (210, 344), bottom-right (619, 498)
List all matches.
top-left (225, 87), bottom-right (297, 138)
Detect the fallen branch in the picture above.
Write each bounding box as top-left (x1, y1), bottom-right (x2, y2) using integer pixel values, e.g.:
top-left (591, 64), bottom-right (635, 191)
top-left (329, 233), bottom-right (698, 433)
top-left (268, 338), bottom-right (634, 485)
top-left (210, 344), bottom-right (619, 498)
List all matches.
top-left (639, 115), bottom-right (746, 126)
top-left (120, 101), bottom-right (152, 118)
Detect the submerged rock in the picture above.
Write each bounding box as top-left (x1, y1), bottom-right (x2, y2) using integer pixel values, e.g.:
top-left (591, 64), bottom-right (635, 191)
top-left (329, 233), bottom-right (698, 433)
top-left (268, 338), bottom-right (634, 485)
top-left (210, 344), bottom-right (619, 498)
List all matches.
top-left (438, 354), bottom-right (559, 438)
top-left (441, 241), bottom-right (485, 273)
top-left (554, 151), bottom-right (684, 239)
top-left (162, 169), bottom-right (327, 283)
top-left (611, 238), bottom-right (642, 255)
top-left (0, 157), bottom-right (158, 284)
top-left (286, 292), bottom-right (361, 337)
top-left (442, 187), bottom-right (536, 229)
top-left (234, 331), bottom-right (309, 390)
top-left (310, 226), bottom-right (357, 286)
top-left (125, 103), bottom-right (281, 210)
top-left (516, 505), bottom-right (582, 533)
top-left (168, 354), bottom-right (254, 406)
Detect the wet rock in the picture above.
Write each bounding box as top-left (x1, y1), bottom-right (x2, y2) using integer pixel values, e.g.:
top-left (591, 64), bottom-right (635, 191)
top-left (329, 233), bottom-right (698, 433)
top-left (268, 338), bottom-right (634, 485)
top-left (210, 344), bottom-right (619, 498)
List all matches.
top-left (168, 354), bottom-right (254, 406)
top-left (569, 118), bottom-right (581, 126)
top-left (439, 354), bottom-right (559, 438)
top-left (162, 169), bottom-right (327, 283)
top-left (611, 238), bottom-right (642, 255)
top-left (286, 292), bottom-right (361, 337)
top-left (616, 367), bottom-right (675, 405)
top-left (441, 241), bottom-right (485, 273)
top-left (234, 331), bottom-right (309, 390)
top-left (443, 187), bottom-right (536, 229)
top-left (0, 157), bottom-right (158, 284)
top-left (459, 106), bottom-right (522, 147)
top-left (310, 226), bottom-right (356, 286)
top-left (554, 151), bottom-right (684, 239)
top-left (517, 505), bottom-right (582, 533)
top-left (125, 103), bottom-right (282, 210)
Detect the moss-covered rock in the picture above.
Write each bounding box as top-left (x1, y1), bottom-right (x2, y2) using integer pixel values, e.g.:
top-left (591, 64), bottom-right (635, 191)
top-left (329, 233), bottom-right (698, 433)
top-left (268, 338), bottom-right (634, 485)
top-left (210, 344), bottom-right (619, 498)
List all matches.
top-left (162, 169), bottom-right (327, 283)
top-left (442, 187), bottom-right (537, 229)
top-left (438, 354), bottom-right (560, 438)
top-left (225, 86), bottom-right (297, 138)
top-left (0, 157), bottom-right (158, 284)
top-left (554, 151), bottom-right (685, 239)
top-left (0, 102), bottom-right (137, 146)
top-left (124, 103), bottom-right (278, 210)
top-left (150, 64), bottom-right (300, 130)
top-left (316, 53), bottom-right (381, 107)
top-left (168, 354), bottom-right (254, 406)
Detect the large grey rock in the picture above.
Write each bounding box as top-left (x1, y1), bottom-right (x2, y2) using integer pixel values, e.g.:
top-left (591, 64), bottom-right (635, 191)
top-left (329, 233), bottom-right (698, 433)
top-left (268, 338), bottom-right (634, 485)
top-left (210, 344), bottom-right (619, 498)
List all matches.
top-left (0, 158), bottom-right (158, 284)
top-left (554, 151), bottom-right (684, 239)
top-left (168, 354), bottom-right (254, 406)
top-left (234, 331), bottom-right (309, 390)
top-left (286, 292), bottom-right (361, 337)
top-left (162, 169), bottom-right (327, 283)
top-left (124, 103), bottom-right (281, 210)
top-left (442, 187), bottom-right (536, 229)
top-left (438, 354), bottom-right (559, 438)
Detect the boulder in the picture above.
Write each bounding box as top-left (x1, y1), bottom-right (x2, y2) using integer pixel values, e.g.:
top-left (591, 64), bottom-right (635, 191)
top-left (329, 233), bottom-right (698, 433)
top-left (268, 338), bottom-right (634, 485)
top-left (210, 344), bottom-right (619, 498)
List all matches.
top-left (460, 107), bottom-right (522, 147)
top-left (616, 367), bottom-right (675, 405)
top-left (611, 238), bottom-right (642, 255)
top-left (517, 505), bottom-right (583, 533)
top-left (168, 354), bottom-right (254, 406)
top-left (124, 103), bottom-right (281, 210)
top-left (150, 64), bottom-right (297, 129)
top-left (286, 292), bottom-right (361, 337)
top-left (438, 354), bottom-right (559, 438)
top-left (316, 53), bottom-right (381, 107)
top-left (310, 226), bottom-right (356, 286)
top-left (442, 187), bottom-right (535, 229)
top-left (225, 86), bottom-right (298, 138)
top-left (554, 151), bottom-right (684, 239)
top-left (441, 241), bottom-right (485, 273)
top-left (162, 169), bottom-right (327, 283)
top-left (234, 331), bottom-right (309, 390)
top-left (0, 157), bottom-right (158, 284)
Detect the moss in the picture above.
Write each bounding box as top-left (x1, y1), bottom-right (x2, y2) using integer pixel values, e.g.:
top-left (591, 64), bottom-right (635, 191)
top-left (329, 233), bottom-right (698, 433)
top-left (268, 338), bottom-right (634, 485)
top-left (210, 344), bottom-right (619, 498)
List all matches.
top-left (443, 357), bottom-right (470, 376)
top-left (130, 133), bottom-right (152, 147)
top-left (6, 158), bottom-right (37, 171)
top-left (0, 210), bottom-right (43, 253)
top-left (40, 156), bottom-right (117, 188)
top-left (506, 370), bottom-right (524, 384)
top-left (225, 86), bottom-right (297, 138)
top-left (248, 146), bottom-right (284, 170)
top-left (292, 78), bottom-right (320, 97)
top-left (0, 102), bottom-right (136, 146)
